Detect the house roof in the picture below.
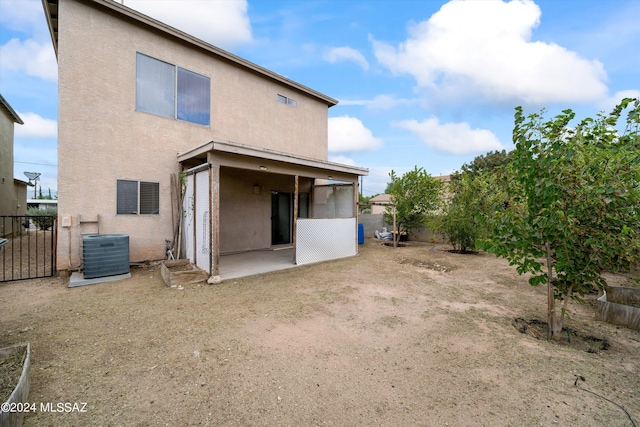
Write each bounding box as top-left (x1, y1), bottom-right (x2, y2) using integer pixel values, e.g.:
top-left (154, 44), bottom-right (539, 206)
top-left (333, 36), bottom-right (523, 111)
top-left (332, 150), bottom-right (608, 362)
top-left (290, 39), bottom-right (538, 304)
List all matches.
top-left (178, 139), bottom-right (368, 178)
top-left (0, 94), bottom-right (24, 125)
top-left (14, 179), bottom-right (33, 187)
top-left (369, 194), bottom-right (392, 203)
top-left (41, 0), bottom-right (339, 107)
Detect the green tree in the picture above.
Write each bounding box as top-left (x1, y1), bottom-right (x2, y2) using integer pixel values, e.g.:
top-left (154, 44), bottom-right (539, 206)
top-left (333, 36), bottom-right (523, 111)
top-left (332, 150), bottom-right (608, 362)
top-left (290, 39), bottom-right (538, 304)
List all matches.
top-left (384, 166), bottom-right (444, 237)
top-left (37, 187), bottom-right (54, 200)
top-left (359, 193), bottom-right (379, 214)
top-left (460, 149), bottom-right (510, 176)
top-left (442, 171), bottom-right (505, 253)
top-left (442, 149), bottom-right (511, 253)
top-left (479, 99), bottom-right (640, 339)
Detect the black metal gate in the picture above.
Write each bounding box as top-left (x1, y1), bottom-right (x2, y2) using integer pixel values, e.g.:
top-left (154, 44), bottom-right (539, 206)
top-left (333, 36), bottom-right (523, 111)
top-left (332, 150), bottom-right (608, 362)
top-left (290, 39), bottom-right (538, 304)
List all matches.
top-left (0, 215), bottom-right (57, 282)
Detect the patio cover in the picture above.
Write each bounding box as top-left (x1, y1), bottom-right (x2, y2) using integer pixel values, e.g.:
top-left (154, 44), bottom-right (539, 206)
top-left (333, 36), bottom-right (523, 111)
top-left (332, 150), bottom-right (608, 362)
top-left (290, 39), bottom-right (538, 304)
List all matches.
top-left (177, 139), bottom-right (368, 278)
top-left (178, 139), bottom-right (368, 182)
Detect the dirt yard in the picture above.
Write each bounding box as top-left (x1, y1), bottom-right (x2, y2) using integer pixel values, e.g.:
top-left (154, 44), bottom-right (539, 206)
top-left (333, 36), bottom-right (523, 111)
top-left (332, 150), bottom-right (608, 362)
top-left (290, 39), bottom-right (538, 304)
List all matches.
top-left (1, 240), bottom-right (639, 426)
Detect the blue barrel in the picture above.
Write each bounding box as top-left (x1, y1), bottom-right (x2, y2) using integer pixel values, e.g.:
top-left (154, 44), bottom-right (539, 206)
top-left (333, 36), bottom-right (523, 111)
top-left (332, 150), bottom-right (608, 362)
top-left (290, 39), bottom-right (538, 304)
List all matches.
top-left (358, 223), bottom-right (365, 244)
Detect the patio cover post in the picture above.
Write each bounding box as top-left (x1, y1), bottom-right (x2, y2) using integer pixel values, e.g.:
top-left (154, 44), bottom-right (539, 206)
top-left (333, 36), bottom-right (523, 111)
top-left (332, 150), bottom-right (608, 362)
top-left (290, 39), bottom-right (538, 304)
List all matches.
top-left (293, 175), bottom-right (298, 264)
top-left (354, 178), bottom-right (359, 254)
top-left (210, 159), bottom-right (220, 276)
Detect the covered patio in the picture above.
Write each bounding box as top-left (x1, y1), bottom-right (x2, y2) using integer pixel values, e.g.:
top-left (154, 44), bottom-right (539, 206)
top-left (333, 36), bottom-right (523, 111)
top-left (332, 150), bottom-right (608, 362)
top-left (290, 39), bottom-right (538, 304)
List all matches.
top-left (177, 139), bottom-right (368, 281)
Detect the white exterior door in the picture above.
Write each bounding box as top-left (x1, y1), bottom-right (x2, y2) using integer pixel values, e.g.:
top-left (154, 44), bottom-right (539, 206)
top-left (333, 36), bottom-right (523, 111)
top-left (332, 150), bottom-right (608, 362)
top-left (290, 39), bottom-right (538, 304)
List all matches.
top-left (183, 166), bottom-right (212, 274)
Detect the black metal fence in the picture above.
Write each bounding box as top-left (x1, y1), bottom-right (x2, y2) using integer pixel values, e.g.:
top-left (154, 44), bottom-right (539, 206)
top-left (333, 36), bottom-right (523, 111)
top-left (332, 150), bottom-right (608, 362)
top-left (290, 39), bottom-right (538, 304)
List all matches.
top-left (0, 215), bottom-right (57, 282)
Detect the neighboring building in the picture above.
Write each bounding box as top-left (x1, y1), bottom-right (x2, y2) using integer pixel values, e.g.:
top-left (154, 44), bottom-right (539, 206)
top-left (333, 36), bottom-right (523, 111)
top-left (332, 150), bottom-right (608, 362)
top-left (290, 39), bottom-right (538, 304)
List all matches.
top-left (433, 175), bottom-right (452, 203)
top-left (433, 175), bottom-right (451, 185)
top-left (0, 94), bottom-right (31, 236)
top-left (368, 194), bottom-right (393, 214)
top-left (27, 199), bottom-right (59, 211)
top-left (42, 0), bottom-right (367, 276)
top-left (368, 175), bottom-right (449, 215)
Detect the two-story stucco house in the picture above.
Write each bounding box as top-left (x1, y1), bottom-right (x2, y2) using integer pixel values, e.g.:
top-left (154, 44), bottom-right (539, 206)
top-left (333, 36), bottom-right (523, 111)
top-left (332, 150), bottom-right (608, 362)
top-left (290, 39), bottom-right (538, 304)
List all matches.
top-left (0, 94), bottom-right (31, 236)
top-left (42, 0), bottom-right (367, 279)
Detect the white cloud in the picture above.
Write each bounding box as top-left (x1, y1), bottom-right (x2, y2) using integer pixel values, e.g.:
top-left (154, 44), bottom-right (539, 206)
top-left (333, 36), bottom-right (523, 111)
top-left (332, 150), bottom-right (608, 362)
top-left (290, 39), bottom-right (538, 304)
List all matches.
top-left (371, 0), bottom-right (608, 105)
top-left (600, 90), bottom-right (640, 112)
top-left (0, 38), bottom-right (57, 81)
top-left (338, 99), bottom-right (370, 107)
top-left (124, 0), bottom-right (252, 50)
top-left (13, 143), bottom-right (57, 191)
top-left (368, 94), bottom-right (418, 110)
top-left (0, 0), bottom-right (47, 36)
top-left (324, 46), bottom-right (369, 70)
top-left (15, 112), bottom-right (57, 138)
top-left (363, 166), bottom-right (396, 196)
top-left (328, 116), bottom-right (383, 153)
top-left (328, 155), bottom-right (357, 166)
top-left (338, 94), bottom-right (418, 110)
top-left (394, 117), bottom-right (505, 155)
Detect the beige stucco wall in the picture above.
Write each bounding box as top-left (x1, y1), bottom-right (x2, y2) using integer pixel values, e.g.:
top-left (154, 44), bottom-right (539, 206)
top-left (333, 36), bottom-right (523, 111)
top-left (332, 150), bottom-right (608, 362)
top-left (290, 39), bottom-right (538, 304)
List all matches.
top-left (0, 108), bottom-right (17, 219)
top-left (13, 184), bottom-right (28, 216)
top-left (56, 0), bottom-right (332, 269)
top-left (0, 107), bottom-right (29, 231)
top-left (218, 167), bottom-right (313, 254)
top-left (370, 205), bottom-right (387, 215)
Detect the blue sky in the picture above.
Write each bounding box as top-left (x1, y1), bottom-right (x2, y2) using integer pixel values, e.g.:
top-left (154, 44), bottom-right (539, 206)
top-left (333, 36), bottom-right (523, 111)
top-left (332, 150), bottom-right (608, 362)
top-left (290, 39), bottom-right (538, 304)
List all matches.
top-left (1, 0), bottom-right (639, 197)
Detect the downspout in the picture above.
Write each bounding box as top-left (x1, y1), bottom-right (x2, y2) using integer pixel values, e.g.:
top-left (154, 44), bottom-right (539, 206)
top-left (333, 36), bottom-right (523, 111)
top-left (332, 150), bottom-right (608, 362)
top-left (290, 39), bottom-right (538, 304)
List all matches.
top-left (68, 225), bottom-right (72, 269)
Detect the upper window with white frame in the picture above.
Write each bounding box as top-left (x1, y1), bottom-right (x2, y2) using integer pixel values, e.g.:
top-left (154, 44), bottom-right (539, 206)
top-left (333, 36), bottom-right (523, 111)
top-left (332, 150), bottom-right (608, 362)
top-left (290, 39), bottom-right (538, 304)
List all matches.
top-left (117, 179), bottom-right (159, 215)
top-left (277, 94), bottom-right (297, 107)
top-left (135, 52), bottom-right (211, 126)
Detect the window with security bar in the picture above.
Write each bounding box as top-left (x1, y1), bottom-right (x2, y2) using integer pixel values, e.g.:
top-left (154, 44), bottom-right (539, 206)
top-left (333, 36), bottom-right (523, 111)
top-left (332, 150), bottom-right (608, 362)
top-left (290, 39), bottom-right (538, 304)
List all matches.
top-left (117, 180), bottom-right (159, 215)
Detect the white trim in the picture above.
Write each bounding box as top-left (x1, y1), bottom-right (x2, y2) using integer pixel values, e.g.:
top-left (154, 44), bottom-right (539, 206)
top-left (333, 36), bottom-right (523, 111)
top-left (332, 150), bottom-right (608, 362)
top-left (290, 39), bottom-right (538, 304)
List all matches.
top-left (178, 139), bottom-right (368, 177)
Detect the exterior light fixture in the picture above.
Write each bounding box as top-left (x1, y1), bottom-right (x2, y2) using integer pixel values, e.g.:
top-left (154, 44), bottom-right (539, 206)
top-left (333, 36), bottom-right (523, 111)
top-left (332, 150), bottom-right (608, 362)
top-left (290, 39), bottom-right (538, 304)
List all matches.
top-left (327, 175), bottom-right (333, 180)
top-left (259, 166), bottom-right (267, 171)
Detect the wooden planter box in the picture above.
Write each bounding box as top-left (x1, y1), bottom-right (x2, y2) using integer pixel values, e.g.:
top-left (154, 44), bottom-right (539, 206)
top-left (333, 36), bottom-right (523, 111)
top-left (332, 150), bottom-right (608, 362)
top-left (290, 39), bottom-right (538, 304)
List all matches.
top-left (160, 259), bottom-right (208, 287)
top-left (596, 286), bottom-right (640, 331)
top-left (0, 343), bottom-right (31, 427)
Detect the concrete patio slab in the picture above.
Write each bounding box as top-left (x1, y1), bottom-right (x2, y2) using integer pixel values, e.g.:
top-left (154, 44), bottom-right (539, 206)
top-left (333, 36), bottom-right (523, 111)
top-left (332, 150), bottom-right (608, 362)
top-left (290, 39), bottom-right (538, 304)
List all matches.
top-left (218, 247), bottom-right (297, 280)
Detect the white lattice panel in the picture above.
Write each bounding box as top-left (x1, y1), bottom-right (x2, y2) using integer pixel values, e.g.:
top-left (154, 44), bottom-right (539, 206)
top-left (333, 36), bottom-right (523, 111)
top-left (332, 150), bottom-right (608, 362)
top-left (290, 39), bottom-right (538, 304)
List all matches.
top-left (183, 174), bottom-right (195, 262)
top-left (296, 218), bottom-right (356, 265)
top-left (194, 170), bottom-right (211, 273)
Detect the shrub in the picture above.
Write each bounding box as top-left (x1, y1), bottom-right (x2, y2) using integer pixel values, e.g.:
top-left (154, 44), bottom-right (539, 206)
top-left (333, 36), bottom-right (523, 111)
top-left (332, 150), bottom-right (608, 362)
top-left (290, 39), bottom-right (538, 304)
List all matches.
top-left (26, 207), bottom-right (57, 230)
top-left (441, 171), bottom-right (505, 253)
top-left (442, 205), bottom-right (477, 253)
top-left (383, 166), bottom-right (444, 237)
